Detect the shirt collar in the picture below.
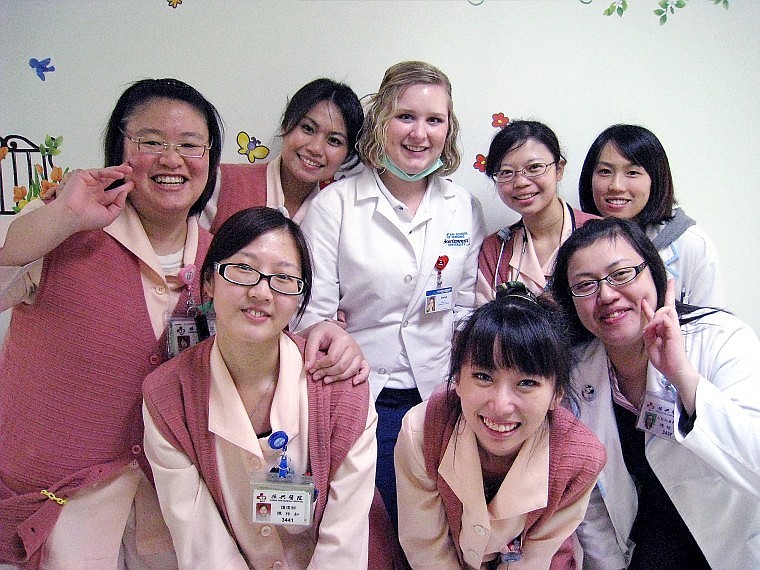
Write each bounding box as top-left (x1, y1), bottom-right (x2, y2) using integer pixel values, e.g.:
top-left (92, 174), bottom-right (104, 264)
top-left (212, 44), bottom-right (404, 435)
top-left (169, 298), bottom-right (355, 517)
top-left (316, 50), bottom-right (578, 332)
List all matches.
top-left (208, 333), bottom-right (304, 456)
top-left (438, 416), bottom-right (549, 520)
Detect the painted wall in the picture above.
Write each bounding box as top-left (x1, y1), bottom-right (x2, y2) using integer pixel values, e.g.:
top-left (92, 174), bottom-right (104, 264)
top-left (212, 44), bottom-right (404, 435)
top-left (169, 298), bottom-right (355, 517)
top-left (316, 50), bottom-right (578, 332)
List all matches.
top-left (1, 0), bottom-right (758, 334)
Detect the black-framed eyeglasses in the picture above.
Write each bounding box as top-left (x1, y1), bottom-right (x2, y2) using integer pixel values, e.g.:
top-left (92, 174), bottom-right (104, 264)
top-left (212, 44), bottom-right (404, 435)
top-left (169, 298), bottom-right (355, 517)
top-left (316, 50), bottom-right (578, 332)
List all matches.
top-left (492, 161), bottom-right (556, 183)
top-left (569, 262), bottom-right (648, 298)
top-left (120, 128), bottom-right (212, 158)
top-left (214, 263), bottom-right (305, 295)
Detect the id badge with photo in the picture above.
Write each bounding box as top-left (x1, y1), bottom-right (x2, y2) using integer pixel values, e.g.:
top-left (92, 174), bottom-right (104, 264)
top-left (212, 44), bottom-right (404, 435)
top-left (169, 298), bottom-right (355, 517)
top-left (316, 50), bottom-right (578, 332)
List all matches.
top-left (637, 391), bottom-right (676, 441)
top-left (424, 287), bottom-right (452, 314)
top-left (166, 315), bottom-right (217, 358)
top-left (251, 472), bottom-right (316, 526)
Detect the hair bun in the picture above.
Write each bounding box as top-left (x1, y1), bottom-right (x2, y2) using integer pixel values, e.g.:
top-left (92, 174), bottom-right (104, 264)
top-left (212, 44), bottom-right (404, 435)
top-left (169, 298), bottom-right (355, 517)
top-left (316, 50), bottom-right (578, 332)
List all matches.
top-left (495, 281), bottom-right (539, 304)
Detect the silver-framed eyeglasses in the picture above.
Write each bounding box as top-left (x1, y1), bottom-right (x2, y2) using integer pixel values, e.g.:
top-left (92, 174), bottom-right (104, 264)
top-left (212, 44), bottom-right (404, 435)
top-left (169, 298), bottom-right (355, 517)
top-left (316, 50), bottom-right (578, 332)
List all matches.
top-left (493, 161), bottom-right (556, 183)
top-left (214, 263), bottom-right (305, 295)
top-left (569, 262), bottom-right (648, 298)
top-left (120, 128), bottom-right (212, 158)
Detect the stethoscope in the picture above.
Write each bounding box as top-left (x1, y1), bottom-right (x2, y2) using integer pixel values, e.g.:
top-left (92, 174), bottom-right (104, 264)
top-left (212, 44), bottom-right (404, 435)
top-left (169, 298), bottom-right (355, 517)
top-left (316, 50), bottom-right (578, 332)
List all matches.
top-left (492, 221), bottom-right (528, 291)
top-left (492, 206), bottom-right (576, 292)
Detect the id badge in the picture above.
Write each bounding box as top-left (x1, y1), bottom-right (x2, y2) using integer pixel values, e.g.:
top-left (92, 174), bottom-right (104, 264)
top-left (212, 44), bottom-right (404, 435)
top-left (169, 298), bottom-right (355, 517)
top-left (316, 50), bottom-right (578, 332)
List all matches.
top-left (637, 391), bottom-right (676, 441)
top-left (166, 315), bottom-right (217, 358)
top-left (251, 472), bottom-right (316, 526)
top-left (424, 287), bottom-right (452, 314)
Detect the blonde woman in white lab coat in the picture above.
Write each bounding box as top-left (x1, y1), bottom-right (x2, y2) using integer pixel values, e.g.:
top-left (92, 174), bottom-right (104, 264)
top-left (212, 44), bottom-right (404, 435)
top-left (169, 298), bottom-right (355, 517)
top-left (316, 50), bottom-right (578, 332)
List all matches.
top-left (299, 61), bottom-right (484, 527)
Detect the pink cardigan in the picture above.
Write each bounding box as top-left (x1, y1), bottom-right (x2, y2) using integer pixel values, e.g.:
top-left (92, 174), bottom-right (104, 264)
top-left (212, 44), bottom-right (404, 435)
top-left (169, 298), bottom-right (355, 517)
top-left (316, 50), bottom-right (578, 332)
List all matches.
top-left (143, 333), bottom-right (403, 569)
top-left (209, 162), bottom-right (268, 233)
top-left (479, 207), bottom-right (598, 290)
top-left (0, 227), bottom-right (211, 567)
top-left (423, 389), bottom-right (607, 569)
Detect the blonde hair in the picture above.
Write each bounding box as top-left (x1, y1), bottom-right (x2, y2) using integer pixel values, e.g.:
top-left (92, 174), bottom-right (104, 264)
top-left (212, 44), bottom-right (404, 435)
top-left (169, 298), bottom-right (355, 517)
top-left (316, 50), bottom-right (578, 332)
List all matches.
top-left (358, 61), bottom-right (461, 177)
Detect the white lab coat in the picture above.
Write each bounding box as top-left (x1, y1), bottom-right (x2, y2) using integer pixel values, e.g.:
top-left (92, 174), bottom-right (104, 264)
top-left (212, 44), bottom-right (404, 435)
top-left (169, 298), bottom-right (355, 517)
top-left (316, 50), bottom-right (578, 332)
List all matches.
top-left (648, 218), bottom-right (724, 308)
top-left (571, 310), bottom-right (760, 569)
top-left (298, 168), bottom-right (484, 400)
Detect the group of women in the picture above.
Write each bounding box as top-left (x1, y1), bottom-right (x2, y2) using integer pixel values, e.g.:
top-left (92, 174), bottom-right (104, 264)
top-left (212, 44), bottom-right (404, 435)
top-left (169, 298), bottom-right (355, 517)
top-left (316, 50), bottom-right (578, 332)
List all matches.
top-left (0, 59), bottom-right (757, 570)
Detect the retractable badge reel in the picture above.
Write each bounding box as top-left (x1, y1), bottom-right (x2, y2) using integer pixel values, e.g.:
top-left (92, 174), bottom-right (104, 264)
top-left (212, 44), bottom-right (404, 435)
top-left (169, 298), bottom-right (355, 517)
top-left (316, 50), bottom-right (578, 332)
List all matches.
top-left (425, 255), bottom-right (452, 314)
top-left (500, 534), bottom-right (523, 563)
top-left (166, 264), bottom-right (217, 358)
top-left (250, 431), bottom-right (317, 526)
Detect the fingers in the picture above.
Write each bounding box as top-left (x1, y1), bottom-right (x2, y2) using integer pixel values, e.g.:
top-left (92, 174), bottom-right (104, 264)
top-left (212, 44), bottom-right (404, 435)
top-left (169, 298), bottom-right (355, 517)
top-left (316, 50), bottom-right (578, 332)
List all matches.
top-left (104, 184), bottom-right (133, 216)
top-left (351, 360), bottom-right (370, 386)
top-left (641, 297), bottom-right (655, 322)
top-left (664, 278), bottom-right (676, 309)
top-left (312, 352), bottom-right (363, 383)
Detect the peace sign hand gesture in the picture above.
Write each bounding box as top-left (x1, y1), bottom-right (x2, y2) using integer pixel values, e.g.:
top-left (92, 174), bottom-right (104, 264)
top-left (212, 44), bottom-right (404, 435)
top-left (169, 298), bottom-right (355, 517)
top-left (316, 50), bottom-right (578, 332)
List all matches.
top-left (642, 279), bottom-right (700, 415)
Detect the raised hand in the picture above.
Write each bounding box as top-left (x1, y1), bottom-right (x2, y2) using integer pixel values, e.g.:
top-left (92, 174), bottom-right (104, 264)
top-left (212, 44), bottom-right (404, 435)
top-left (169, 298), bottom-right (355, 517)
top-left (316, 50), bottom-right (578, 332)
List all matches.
top-left (642, 279), bottom-right (700, 414)
top-left (0, 164), bottom-right (133, 268)
top-left (57, 165), bottom-right (133, 232)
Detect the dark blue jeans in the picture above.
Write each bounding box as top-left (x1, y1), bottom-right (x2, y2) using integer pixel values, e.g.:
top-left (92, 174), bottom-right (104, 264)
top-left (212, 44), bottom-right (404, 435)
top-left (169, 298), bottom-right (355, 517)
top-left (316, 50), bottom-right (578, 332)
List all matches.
top-left (375, 387), bottom-right (422, 532)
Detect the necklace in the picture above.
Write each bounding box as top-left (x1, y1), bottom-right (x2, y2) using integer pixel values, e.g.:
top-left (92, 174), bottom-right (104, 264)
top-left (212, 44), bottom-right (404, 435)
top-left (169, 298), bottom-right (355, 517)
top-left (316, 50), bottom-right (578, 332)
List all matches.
top-left (247, 374), bottom-right (277, 420)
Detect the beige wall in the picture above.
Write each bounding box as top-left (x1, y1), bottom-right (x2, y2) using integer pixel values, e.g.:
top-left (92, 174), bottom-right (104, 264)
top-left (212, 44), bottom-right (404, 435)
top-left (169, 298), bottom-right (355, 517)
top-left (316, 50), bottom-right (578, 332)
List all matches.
top-left (1, 0), bottom-right (758, 333)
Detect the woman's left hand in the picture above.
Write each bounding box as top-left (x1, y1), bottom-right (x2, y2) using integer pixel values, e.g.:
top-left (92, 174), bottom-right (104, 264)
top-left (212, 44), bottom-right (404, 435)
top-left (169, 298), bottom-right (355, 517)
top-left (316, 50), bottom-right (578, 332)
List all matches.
top-left (642, 279), bottom-right (700, 414)
top-left (303, 320), bottom-right (369, 385)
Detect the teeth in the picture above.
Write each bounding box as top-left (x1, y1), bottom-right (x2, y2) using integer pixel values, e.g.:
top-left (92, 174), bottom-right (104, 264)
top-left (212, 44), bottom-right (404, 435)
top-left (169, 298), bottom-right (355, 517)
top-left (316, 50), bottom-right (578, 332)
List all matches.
top-left (404, 145), bottom-right (426, 152)
top-left (483, 417), bottom-right (519, 433)
top-left (606, 198), bottom-right (629, 205)
top-left (515, 192), bottom-right (538, 200)
top-left (152, 175), bottom-right (185, 185)
top-left (246, 309), bottom-right (267, 318)
top-left (602, 310), bottom-right (625, 319)
top-left (301, 157), bottom-right (321, 167)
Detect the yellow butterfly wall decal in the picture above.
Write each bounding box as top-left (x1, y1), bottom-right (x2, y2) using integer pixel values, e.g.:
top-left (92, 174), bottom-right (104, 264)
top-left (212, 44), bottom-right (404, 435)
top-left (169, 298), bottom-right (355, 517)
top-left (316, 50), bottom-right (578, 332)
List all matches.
top-left (237, 132), bottom-right (270, 163)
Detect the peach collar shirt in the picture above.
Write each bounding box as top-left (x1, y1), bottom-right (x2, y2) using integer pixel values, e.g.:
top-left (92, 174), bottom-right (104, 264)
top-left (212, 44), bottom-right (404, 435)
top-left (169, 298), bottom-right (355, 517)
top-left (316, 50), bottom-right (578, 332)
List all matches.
top-left (396, 401), bottom-right (592, 569)
top-left (507, 198), bottom-right (574, 296)
top-left (144, 334), bottom-right (377, 569)
top-left (0, 200), bottom-right (200, 338)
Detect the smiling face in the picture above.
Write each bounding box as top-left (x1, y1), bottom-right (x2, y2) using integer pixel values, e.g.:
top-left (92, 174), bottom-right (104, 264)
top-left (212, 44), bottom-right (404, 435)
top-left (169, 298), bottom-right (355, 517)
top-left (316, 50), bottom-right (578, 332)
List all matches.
top-left (592, 142), bottom-right (652, 220)
top-left (455, 359), bottom-right (559, 471)
top-left (205, 229), bottom-right (302, 353)
top-left (280, 100), bottom-right (349, 186)
top-left (568, 236), bottom-right (657, 351)
top-left (383, 83), bottom-right (450, 175)
top-left (122, 97), bottom-right (210, 222)
top-left (495, 138), bottom-right (564, 218)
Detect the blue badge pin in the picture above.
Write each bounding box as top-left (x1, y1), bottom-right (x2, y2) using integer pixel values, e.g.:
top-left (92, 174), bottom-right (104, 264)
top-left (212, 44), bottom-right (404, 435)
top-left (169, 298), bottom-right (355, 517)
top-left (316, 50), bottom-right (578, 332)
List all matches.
top-left (268, 430), bottom-right (288, 451)
top-left (582, 385), bottom-right (596, 402)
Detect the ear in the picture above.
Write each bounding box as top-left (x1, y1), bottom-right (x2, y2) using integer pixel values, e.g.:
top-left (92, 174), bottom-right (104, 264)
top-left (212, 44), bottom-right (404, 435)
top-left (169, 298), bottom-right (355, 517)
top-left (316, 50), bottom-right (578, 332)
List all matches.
top-left (555, 158), bottom-right (566, 182)
top-left (548, 387), bottom-right (565, 412)
top-left (453, 375), bottom-right (462, 399)
top-left (203, 275), bottom-right (215, 300)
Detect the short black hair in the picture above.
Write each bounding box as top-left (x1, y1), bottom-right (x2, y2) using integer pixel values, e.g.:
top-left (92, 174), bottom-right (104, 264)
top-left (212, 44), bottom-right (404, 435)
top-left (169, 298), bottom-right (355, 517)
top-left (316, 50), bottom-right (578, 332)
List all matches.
top-left (103, 78), bottom-right (224, 216)
top-left (484, 120), bottom-right (564, 179)
top-left (578, 124), bottom-right (675, 229)
top-left (201, 207), bottom-right (313, 322)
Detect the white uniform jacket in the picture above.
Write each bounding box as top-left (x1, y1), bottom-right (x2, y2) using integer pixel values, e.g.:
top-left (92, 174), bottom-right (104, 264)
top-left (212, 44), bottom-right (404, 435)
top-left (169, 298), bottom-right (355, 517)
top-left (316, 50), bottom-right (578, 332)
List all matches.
top-left (299, 168), bottom-right (485, 400)
top-left (648, 218), bottom-right (724, 308)
top-left (572, 311), bottom-right (760, 569)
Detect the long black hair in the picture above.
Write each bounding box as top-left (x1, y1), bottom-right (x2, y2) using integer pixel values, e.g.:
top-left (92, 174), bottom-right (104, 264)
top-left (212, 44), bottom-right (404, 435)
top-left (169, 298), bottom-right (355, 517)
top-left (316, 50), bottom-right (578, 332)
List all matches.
top-left (279, 78), bottom-right (364, 170)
